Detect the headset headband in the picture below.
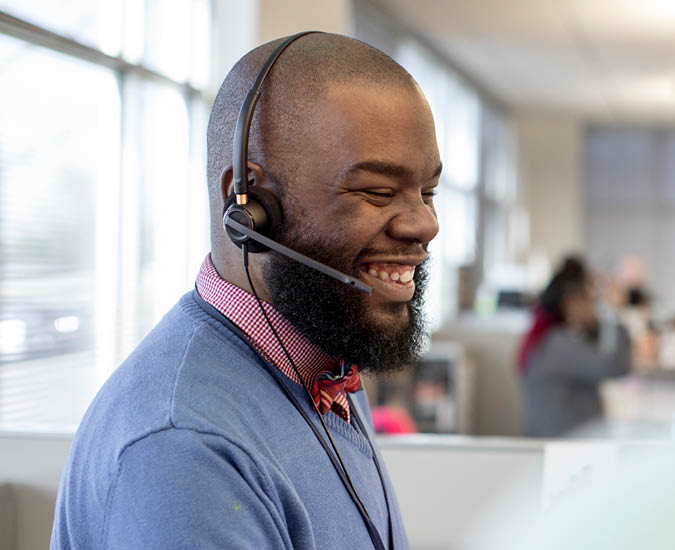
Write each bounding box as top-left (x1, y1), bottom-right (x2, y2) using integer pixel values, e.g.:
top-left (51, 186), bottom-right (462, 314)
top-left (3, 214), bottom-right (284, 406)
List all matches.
top-left (232, 31), bottom-right (322, 205)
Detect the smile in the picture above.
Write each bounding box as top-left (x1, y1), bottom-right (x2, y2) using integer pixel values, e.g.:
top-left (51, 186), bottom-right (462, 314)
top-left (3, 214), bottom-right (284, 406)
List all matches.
top-left (359, 262), bottom-right (418, 303)
top-left (365, 262), bottom-right (415, 284)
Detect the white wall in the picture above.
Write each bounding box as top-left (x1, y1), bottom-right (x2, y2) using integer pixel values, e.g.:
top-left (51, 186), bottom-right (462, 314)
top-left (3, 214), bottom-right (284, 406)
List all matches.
top-left (257, 0), bottom-right (352, 44)
top-left (211, 0), bottom-right (352, 87)
top-left (210, 0), bottom-right (259, 90)
top-left (515, 113), bottom-right (585, 267)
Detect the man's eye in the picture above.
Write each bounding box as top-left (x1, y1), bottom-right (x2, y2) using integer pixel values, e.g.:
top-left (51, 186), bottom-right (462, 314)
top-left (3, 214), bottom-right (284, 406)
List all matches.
top-left (364, 190), bottom-right (393, 198)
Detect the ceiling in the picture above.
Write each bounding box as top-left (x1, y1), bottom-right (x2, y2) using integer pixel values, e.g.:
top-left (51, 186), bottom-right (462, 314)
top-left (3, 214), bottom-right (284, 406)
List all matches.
top-left (373, 0), bottom-right (675, 121)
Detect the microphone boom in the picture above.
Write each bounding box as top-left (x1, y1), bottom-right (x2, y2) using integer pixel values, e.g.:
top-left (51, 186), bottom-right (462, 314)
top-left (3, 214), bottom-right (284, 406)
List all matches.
top-left (224, 217), bottom-right (373, 294)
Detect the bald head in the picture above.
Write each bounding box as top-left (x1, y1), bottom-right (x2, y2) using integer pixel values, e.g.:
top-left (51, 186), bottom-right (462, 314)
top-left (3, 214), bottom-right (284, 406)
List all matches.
top-left (206, 33), bottom-right (419, 246)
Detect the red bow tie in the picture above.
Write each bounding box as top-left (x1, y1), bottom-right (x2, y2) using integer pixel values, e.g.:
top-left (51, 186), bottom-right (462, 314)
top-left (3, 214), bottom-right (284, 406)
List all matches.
top-left (311, 360), bottom-right (361, 416)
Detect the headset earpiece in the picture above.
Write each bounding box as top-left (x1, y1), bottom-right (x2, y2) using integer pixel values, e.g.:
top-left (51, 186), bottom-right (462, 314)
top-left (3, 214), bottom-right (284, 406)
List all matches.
top-left (223, 186), bottom-right (283, 253)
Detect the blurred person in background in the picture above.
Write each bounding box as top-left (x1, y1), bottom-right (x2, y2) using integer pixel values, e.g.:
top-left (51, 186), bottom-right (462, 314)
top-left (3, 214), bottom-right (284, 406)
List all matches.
top-left (370, 380), bottom-right (418, 434)
top-left (372, 404), bottom-right (418, 434)
top-left (518, 256), bottom-right (631, 437)
top-left (607, 255), bottom-right (659, 368)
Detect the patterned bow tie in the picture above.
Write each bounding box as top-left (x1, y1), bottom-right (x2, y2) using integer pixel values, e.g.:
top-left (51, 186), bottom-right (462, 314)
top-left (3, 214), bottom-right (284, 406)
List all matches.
top-left (311, 359), bottom-right (361, 420)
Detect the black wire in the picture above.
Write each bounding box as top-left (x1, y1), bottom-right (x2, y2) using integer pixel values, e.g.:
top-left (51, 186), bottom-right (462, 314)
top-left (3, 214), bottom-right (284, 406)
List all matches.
top-left (241, 244), bottom-right (371, 519)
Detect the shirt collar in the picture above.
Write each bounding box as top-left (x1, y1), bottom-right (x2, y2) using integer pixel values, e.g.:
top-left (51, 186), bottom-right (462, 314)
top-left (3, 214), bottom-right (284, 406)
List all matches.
top-left (195, 254), bottom-right (337, 392)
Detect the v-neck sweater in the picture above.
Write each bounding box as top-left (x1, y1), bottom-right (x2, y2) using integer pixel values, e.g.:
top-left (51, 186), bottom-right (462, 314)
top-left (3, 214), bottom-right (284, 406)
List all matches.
top-left (51, 291), bottom-right (409, 549)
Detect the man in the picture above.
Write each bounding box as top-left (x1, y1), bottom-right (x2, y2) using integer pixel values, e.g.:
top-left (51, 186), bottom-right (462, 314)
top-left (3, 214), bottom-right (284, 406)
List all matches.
top-left (52, 33), bottom-right (441, 549)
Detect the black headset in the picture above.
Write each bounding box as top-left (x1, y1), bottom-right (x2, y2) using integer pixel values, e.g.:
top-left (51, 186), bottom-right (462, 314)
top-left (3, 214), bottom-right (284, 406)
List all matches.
top-left (221, 32), bottom-right (372, 292)
top-left (218, 32), bottom-right (392, 549)
top-left (222, 32), bottom-right (311, 254)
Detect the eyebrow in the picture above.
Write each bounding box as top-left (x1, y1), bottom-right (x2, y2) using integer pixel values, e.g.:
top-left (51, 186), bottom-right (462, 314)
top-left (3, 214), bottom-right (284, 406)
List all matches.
top-left (340, 160), bottom-right (443, 182)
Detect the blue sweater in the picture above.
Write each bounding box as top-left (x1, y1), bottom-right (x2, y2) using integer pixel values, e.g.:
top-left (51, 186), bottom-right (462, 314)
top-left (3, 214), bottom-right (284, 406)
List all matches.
top-left (51, 291), bottom-right (408, 549)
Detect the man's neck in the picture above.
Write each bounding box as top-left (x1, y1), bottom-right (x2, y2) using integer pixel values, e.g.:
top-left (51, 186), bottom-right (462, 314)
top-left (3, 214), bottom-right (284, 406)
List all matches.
top-left (211, 246), bottom-right (273, 302)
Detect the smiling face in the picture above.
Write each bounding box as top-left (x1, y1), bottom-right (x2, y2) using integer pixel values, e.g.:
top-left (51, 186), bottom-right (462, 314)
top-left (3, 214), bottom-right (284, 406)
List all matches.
top-left (262, 82), bottom-right (441, 370)
top-left (298, 83), bottom-right (439, 317)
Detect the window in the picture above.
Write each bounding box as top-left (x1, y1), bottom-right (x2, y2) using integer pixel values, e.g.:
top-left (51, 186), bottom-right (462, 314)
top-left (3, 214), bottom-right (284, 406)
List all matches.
top-left (481, 104), bottom-right (517, 279)
top-left (0, 0), bottom-right (123, 54)
top-left (0, 3), bottom-right (212, 431)
top-left (585, 127), bottom-right (675, 315)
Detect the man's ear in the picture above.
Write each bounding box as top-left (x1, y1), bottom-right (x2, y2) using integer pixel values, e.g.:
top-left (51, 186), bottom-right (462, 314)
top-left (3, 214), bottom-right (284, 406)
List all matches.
top-left (220, 166), bottom-right (233, 203)
top-left (221, 162), bottom-right (267, 200)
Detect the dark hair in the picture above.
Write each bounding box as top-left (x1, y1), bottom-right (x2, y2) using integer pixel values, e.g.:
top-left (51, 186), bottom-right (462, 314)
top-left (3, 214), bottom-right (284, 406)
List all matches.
top-left (539, 256), bottom-right (588, 321)
top-left (627, 286), bottom-right (650, 306)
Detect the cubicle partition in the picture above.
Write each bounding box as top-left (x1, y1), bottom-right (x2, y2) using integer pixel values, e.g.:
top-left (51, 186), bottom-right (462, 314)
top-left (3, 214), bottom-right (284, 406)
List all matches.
top-left (0, 432), bottom-right (547, 550)
top-left (0, 432), bottom-right (72, 550)
top-left (3, 431), bottom-right (671, 550)
top-left (379, 435), bottom-right (544, 549)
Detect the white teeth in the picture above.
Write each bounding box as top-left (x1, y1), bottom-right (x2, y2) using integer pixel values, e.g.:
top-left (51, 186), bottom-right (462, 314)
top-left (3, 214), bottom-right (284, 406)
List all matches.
top-left (365, 265), bottom-right (415, 284)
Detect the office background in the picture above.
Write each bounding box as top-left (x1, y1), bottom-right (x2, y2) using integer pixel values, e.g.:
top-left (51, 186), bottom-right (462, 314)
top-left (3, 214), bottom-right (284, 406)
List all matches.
top-left (4, 0), bottom-right (675, 436)
top-left (3, 2), bottom-right (675, 548)
top-left (0, 0), bottom-right (515, 432)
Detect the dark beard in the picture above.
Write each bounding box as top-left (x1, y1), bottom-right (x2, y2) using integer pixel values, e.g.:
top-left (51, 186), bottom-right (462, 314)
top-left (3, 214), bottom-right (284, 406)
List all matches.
top-left (264, 231), bottom-right (430, 375)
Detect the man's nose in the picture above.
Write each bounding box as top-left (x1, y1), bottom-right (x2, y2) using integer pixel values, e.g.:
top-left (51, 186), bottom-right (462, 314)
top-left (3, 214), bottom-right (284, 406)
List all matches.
top-left (386, 196), bottom-right (439, 245)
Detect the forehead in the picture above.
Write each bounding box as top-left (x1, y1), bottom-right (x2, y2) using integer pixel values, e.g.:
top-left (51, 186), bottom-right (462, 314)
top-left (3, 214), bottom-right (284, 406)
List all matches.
top-left (306, 83), bottom-right (440, 181)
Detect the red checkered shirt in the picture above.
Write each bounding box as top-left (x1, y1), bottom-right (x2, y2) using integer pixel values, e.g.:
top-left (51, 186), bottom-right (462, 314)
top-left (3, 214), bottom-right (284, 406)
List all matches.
top-left (195, 254), bottom-right (353, 422)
